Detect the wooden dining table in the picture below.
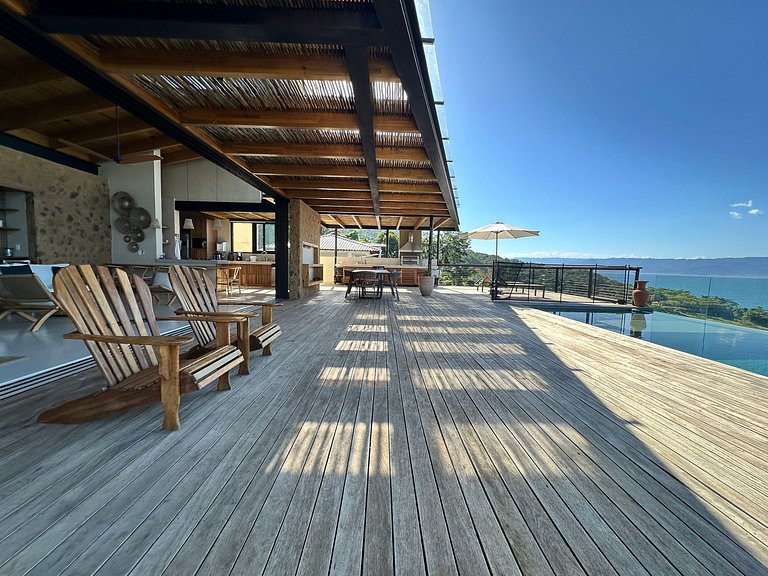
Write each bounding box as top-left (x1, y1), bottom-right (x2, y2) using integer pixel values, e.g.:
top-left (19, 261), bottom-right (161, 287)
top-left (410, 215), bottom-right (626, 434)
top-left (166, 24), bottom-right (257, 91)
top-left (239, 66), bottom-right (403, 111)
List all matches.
top-left (344, 269), bottom-right (395, 299)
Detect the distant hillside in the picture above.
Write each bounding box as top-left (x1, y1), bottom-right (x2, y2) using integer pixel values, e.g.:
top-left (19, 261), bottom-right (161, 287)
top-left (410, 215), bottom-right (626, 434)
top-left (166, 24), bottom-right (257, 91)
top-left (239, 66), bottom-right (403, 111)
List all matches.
top-left (525, 257), bottom-right (768, 278)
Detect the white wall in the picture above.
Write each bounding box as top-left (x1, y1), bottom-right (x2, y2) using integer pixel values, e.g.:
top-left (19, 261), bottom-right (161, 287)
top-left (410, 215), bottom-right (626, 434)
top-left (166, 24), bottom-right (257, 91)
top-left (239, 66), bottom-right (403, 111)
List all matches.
top-left (161, 159), bottom-right (263, 248)
top-left (100, 157), bottom-right (162, 264)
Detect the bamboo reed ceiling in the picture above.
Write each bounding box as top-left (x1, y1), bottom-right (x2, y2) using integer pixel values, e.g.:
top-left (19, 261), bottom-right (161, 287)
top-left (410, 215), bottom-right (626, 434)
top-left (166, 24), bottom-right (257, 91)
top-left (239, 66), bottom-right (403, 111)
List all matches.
top-left (0, 0), bottom-right (459, 229)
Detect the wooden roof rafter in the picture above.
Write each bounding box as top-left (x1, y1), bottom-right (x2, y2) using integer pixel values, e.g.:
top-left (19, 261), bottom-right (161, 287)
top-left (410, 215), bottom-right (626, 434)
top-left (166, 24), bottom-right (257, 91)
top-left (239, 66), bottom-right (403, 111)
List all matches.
top-left (0, 0), bottom-right (458, 229)
top-left (179, 109), bottom-right (419, 133)
top-left (98, 47), bottom-right (400, 82)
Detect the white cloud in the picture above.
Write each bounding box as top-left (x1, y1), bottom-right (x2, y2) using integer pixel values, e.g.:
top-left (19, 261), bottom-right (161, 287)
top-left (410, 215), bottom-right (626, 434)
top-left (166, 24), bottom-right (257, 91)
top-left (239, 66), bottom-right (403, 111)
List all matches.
top-left (729, 211), bottom-right (743, 219)
top-left (749, 209), bottom-right (764, 215)
top-left (730, 200), bottom-right (753, 208)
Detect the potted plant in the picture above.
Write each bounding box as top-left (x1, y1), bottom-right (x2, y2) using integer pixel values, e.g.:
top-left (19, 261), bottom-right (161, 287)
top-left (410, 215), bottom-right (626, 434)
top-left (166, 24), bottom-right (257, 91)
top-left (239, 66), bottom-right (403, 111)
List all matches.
top-left (419, 244), bottom-right (435, 296)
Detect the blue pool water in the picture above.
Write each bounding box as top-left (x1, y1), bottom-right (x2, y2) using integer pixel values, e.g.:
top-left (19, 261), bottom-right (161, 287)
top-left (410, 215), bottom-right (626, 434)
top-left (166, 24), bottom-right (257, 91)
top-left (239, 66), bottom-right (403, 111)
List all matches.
top-left (555, 310), bottom-right (768, 376)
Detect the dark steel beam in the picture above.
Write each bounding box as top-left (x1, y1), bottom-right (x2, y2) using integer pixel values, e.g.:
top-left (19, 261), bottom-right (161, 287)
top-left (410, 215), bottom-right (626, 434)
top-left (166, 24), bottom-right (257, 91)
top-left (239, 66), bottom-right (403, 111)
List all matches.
top-left (0, 8), bottom-right (283, 202)
top-left (344, 45), bottom-right (380, 218)
top-left (0, 132), bottom-right (98, 175)
top-left (371, 0), bottom-right (459, 226)
top-left (31, 0), bottom-right (385, 45)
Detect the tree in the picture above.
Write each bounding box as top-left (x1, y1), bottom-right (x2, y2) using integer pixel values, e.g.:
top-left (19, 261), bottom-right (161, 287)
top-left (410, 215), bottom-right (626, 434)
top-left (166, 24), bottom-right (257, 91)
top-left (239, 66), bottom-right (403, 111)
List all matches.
top-left (375, 231), bottom-right (399, 258)
top-left (437, 231), bottom-right (470, 263)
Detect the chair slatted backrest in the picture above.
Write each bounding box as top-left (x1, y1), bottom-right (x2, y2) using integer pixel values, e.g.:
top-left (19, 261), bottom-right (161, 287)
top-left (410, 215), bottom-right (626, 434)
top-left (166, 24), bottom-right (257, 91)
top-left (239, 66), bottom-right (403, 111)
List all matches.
top-left (168, 265), bottom-right (218, 348)
top-left (53, 265), bottom-right (160, 387)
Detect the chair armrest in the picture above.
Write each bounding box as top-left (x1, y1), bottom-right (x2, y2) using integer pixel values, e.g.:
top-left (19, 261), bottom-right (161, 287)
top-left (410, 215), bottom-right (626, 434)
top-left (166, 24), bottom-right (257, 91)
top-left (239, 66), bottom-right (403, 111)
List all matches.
top-left (217, 299), bottom-right (282, 308)
top-left (63, 331), bottom-right (193, 346)
top-left (159, 313), bottom-right (250, 323)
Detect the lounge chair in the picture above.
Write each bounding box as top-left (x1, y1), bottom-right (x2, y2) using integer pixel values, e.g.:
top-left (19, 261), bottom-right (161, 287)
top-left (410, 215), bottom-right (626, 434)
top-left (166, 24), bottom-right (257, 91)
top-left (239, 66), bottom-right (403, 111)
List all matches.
top-left (0, 273), bottom-right (62, 331)
top-left (491, 262), bottom-right (524, 300)
top-left (475, 268), bottom-right (493, 292)
top-left (38, 265), bottom-right (245, 430)
top-left (169, 265), bottom-right (281, 375)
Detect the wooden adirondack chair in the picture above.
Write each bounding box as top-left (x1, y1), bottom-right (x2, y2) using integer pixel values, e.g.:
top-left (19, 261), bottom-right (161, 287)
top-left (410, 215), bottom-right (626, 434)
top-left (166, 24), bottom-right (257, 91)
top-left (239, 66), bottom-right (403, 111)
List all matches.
top-left (169, 265), bottom-right (281, 375)
top-left (38, 265), bottom-right (245, 430)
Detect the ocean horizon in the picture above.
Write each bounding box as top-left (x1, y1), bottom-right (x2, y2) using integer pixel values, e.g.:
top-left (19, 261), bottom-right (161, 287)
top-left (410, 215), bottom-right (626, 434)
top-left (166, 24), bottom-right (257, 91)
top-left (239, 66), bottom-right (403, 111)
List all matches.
top-left (646, 274), bottom-right (768, 309)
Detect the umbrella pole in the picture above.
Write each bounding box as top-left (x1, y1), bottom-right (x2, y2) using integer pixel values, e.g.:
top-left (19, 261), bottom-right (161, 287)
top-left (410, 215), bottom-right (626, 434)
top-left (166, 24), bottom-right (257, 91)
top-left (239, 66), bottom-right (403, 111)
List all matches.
top-left (495, 233), bottom-right (499, 261)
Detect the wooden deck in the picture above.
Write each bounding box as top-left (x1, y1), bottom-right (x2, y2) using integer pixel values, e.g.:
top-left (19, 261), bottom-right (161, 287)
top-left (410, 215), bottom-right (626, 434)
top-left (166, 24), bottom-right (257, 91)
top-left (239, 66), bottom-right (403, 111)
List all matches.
top-left (0, 286), bottom-right (766, 575)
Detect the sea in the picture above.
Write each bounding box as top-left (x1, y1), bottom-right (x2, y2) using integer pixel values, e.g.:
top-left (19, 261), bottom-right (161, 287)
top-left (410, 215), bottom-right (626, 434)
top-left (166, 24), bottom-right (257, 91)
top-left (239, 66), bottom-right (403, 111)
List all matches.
top-left (647, 274), bottom-right (768, 309)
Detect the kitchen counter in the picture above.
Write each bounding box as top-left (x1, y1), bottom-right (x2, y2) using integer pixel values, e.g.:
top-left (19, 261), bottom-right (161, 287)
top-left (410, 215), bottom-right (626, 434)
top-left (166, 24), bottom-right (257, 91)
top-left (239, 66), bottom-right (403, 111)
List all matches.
top-left (338, 264), bottom-right (427, 286)
top-left (156, 259), bottom-right (275, 287)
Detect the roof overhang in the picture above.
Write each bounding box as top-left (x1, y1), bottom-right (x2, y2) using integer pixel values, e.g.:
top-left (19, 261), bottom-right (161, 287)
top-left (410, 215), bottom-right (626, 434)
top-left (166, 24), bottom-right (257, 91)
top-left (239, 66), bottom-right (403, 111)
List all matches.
top-left (0, 0), bottom-right (459, 230)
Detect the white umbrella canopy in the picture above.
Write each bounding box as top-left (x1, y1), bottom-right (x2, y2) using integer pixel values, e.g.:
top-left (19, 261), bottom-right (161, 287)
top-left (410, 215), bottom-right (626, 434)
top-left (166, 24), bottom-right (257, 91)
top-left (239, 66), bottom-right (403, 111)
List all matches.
top-left (460, 221), bottom-right (540, 261)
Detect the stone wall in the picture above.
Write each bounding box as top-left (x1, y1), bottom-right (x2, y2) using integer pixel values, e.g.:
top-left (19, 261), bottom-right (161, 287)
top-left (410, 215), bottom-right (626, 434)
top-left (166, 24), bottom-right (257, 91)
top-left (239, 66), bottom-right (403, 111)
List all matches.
top-left (0, 146), bottom-right (111, 264)
top-left (289, 199), bottom-right (321, 299)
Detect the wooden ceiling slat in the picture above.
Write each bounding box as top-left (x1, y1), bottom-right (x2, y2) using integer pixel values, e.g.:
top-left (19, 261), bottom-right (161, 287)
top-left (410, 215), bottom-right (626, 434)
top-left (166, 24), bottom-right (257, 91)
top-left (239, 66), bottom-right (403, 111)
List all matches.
top-left (180, 108), bottom-right (418, 133)
top-left (99, 48), bottom-right (400, 82)
top-left (0, 92), bottom-right (114, 131)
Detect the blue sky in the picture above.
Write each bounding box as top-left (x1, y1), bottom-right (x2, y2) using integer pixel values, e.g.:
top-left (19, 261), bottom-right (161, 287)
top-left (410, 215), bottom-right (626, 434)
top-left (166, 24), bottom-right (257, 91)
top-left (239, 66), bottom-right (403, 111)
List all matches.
top-left (429, 0), bottom-right (768, 259)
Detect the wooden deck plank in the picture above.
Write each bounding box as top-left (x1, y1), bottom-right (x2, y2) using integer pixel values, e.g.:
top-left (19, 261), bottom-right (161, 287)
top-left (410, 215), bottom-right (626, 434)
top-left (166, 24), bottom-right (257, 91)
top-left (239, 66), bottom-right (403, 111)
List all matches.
top-left (0, 287), bottom-right (766, 575)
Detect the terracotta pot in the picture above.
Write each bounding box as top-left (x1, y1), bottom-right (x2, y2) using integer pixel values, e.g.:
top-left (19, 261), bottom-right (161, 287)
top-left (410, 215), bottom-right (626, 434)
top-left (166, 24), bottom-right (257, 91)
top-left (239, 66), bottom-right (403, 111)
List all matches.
top-left (419, 275), bottom-right (435, 297)
top-left (632, 280), bottom-right (650, 307)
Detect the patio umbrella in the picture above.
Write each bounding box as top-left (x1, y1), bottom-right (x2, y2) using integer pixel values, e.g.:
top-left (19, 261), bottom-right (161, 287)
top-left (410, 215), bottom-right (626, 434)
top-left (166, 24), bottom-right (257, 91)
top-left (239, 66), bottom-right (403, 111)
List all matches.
top-left (460, 221), bottom-right (540, 261)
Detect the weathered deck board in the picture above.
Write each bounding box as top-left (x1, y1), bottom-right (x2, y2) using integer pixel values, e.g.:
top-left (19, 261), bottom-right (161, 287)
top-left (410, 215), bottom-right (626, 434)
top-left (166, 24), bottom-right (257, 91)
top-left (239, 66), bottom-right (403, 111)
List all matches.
top-left (0, 286), bottom-right (766, 575)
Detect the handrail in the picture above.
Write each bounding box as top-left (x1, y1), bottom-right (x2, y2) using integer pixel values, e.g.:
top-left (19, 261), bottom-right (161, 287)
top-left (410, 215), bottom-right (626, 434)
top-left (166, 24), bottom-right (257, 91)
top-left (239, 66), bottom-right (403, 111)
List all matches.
top-left (436, 262), bottom-right (643, 303)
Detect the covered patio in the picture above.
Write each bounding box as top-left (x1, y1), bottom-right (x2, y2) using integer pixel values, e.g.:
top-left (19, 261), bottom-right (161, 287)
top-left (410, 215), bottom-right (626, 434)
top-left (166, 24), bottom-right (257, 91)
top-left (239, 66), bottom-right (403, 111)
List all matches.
top-left (0, 287), bottom-right (765, 575)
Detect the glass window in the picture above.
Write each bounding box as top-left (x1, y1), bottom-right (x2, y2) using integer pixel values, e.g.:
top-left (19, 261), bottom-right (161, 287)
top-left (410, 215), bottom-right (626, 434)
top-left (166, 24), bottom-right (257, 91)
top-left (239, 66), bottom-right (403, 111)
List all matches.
top-left (230, 221), bottom-right (276, 252)
top-left (232, 222), bottom-right (253, 252)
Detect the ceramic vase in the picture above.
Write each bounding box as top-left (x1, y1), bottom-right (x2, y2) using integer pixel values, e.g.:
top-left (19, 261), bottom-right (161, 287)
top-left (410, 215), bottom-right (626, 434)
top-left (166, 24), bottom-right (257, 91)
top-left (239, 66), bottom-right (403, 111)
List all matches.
top-left (419, 275), bottom-right (435, 297)
top-left (632, 280), bottom-right (650, 307)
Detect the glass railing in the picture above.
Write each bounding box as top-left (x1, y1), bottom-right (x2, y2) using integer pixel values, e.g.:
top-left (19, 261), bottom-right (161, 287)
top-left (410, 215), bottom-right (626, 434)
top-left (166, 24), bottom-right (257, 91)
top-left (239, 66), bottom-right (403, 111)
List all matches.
top-left (436, 264), bottom-right (768, 376)
top-left (643, 274), bottom-right (768, 375)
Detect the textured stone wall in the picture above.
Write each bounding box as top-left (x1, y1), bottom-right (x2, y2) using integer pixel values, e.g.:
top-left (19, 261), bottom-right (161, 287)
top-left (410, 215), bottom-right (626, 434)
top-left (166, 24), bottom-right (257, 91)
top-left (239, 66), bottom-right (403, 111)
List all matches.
top-left (0, 146), bottom-right (111, 264)
top-left (289, 199), bottom-right (321, 299)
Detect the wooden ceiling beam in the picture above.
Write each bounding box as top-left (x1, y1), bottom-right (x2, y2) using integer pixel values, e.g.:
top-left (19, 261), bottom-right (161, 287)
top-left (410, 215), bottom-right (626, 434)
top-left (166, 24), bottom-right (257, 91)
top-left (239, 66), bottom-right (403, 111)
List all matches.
top-left (286, 189), bottom-right (443, 203)
top-left (0, 58), bottom-right (67, 92)
top-left (31, 1), bottom-right (387, 45)
top-left (54, 116), bottom-right (153, 145)
top-left (274, 180), bottom-right (440, 194)
top-left (250, 163), bottom-right (435, 181)
top-left (413, 217), bottom-right (428, 230)
top-left (225, 142), bottom-right (363, 159)
top-left (225, 142), bottom-right (429, 161)
top-left (0, 92), bottom-right (114, 131)
top-left (99, 48), bottom-right (400, 82)
top-left (179, 108), bottom-right (418, 133)
top-left (351, 215), bottom-right (362, 229)
top-left (252, 163), bottom-right (368, 178)
top-left (312, 206), bottom-right (448, 216)
top-left (324, 214), bottom-right (343, 228)
top-left (85, 134), bottom-right (179, 157)
top-left (396, 217), bottom-right (404, 230)
top-left (161, 148), bottom-right (201, 165)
